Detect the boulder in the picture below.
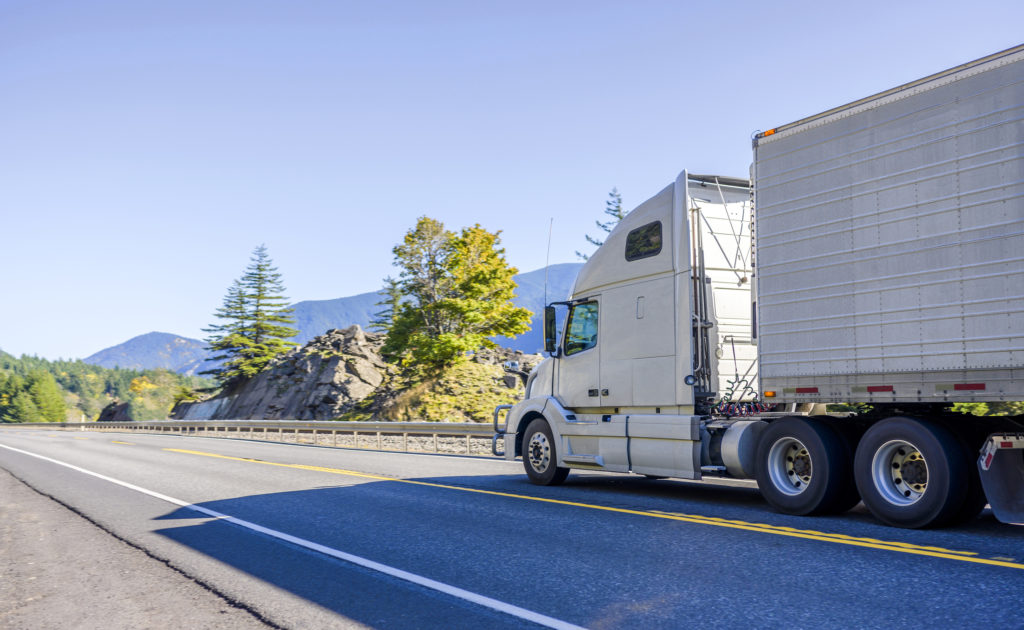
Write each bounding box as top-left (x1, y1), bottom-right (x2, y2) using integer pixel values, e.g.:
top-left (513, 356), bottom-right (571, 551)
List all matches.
top-left (172, 325), bottom-right (394, 421)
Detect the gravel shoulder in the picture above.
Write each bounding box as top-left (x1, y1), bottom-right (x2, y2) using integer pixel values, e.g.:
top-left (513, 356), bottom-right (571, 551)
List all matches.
top-left (0, 467), bottom-right (275, 630)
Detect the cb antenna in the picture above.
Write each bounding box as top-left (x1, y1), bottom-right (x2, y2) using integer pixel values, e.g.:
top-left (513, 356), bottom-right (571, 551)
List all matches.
top-left (544, 217), bottom-right (553, 306)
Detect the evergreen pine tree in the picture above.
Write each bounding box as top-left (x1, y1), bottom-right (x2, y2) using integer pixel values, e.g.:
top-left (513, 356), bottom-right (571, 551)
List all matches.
top-left (201, 280), bottom-right (248, 376)
top-left (204, 245), bottom-right (298, 385)
top-left (576, 187), bottom-right (626, 260)
top-left (27, 371), bottom-right (66, 422)
top-left (3, 390), bottom-right (39, 423)
top-left (370, 276), bottom-right (403, 333)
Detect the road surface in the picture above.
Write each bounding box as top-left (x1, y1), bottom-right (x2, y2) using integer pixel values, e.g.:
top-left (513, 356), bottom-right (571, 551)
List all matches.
top-left (1, 427), bottom-right (1022, 629)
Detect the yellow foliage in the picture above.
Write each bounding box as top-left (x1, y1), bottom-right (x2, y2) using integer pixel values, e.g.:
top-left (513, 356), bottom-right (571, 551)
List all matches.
top-left (129, 377), bottom-right (158, 395)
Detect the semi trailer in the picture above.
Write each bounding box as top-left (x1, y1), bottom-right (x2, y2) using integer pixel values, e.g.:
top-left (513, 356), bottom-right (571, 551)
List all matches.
top-left (494, 44), bottom-right (1024, 528)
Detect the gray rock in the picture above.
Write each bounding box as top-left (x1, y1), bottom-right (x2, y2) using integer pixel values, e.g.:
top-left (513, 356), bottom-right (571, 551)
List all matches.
top-left (173, 325), bottom-right (393, 421)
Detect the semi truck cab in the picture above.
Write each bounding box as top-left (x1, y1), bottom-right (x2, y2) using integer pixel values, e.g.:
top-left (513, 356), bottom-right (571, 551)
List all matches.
top-left (495, 171), bottom-right (767, 484)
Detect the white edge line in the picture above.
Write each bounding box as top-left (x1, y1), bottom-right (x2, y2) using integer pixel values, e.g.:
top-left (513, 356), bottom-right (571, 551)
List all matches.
top-left (0, 442), bottom-right (586, 630)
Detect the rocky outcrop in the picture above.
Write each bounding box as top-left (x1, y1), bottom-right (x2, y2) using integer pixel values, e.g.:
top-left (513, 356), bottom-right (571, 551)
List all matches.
top-left (173, 326), bottom-right (393, 421)
top-left (171, 325), bottom-right (546, 422)
top-left (96, 401), bottom-right (132, 422)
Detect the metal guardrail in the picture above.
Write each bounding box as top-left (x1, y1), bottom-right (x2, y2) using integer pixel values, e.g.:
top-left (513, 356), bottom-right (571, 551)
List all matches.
top-left (0, 420), bottom-right (497, 456)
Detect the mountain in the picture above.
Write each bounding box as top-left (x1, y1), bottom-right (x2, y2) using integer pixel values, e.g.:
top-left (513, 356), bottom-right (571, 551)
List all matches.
top-left (288, 262), bottom-right (581, 351)
top-left (84, 263), bottom-right (582, 372)
top-left (84, 332), bottom-right (216, 375)
top-left (493, 262), bottom-right (581, 353)
top-left (291, 290), bottom-right (383, 346)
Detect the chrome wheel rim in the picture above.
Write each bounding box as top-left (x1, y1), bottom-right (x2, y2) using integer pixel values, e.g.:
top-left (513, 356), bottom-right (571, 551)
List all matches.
top-left (872, 440), bottom-right (928, 506)
top-left (767, 437), bottom-right (812, 496)
top-left (527, 431), bottom-right (551, 473)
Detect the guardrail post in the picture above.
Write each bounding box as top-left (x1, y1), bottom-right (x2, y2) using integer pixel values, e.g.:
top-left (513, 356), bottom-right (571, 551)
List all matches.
top-left (433, 433), bottom-right (438, 453)
top-left (377, 431), bottom-right (382, 450)
top-left (466, 433), bottom-right (471, 454)
top-left (403, 433), bottom-right (408, 452)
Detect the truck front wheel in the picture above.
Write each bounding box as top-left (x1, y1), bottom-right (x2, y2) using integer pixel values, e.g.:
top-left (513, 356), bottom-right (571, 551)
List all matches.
top-left (755, 417), bottom-right (855, 516)
top-left (522, 418), bottom-right (570, 486)
top-left (854, 417), bottom-right (966, 528)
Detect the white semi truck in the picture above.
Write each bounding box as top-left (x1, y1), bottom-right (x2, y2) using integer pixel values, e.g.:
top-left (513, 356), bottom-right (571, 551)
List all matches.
top-left (494, 44), bottom-right (1024, 528)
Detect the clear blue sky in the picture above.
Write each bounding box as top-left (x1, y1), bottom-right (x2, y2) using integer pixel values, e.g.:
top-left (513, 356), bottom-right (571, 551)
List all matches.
top-left (2, 0), bottom-right (1022, 359)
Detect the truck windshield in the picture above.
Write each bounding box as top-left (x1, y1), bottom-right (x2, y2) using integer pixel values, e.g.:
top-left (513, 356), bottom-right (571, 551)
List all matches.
top-left (564, 302), bottom-right (598, 356)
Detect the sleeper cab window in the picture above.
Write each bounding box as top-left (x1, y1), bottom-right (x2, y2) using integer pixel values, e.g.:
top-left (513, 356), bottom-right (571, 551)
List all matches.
top-left (625, 220), bottom-right (663, 261)
top-left (564, 302), bottom-right (598, 356)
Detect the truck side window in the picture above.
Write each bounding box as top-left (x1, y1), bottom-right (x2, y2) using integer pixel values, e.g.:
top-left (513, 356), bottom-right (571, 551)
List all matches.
top-left (625, 220), bottom-right (662, 261)
top-left (564, 302), bottom-right (598, 356)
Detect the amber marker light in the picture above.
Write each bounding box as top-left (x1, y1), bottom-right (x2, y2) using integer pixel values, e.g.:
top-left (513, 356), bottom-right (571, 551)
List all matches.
top-left (763, 390), bottom-right (776, 398)
top-left (763, 128), bottom-right (776, 136)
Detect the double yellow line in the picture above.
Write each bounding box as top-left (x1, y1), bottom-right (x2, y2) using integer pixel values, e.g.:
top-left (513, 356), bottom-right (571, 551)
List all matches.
top-left (164, 447), bottom-right (1024, 571)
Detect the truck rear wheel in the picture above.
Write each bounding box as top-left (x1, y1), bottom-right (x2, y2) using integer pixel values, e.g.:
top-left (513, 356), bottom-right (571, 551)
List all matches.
top-left (854, 417), bottom-right (966, 528)
top-left (755, 417), bottom-right (855, 516)
top-left (522, 418), bottom-right (569, 486)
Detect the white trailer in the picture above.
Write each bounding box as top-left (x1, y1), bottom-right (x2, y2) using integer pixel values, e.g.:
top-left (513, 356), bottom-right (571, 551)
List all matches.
top-left (495, 44), bottom-right (1024, 528)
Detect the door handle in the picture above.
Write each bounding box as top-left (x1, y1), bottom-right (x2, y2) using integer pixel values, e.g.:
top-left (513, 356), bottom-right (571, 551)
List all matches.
top-left (601, 389), bottom-right (609, 396)
top-left (588, 389), bottom-right (599, 397)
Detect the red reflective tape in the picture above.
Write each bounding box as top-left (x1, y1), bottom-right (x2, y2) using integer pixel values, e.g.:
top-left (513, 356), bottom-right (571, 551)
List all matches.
top-left (984, 452), bottom-right (994, 468)
top-left (866, 385), bottom-right (893, 393)
top-left (954, 383), bottom-right (986, 391)
top-left (1001, 441), bottom-right (1014, 448)
top-left (795, 387), bottom-right (819, 394)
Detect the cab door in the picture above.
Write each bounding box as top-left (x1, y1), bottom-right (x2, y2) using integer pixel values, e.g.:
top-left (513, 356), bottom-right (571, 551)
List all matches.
top-left (555, 299), bottom-right (601, 408)
top-left (554, 299), bottom-right (630, 472)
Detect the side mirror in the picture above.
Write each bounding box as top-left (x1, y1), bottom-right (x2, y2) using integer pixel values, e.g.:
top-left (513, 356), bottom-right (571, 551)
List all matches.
top-left (544, 306), bottom-right (558, 354)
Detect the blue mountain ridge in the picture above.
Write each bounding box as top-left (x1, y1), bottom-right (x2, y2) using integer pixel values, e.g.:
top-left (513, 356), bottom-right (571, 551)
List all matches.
top-left (83, 332), bottom-right (220, 375)
top-left (83, 263), bottom-right (582, 374)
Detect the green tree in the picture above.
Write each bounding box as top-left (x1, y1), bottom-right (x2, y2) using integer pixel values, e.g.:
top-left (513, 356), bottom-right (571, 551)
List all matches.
top-left (27, 371), bottom-right (66, 422)
top-left (204, 245), bottom-right (298, 385)
top-left (576, 187), bottom-right (625, 260)
top-left (370, 276), bottom-right (403, 333)
top-left (2, 390), bottom-right (39, 422)
top-left (953, 401), bottom-right (1024, 416)
top-left (382, 217), bottom-right (532, 371)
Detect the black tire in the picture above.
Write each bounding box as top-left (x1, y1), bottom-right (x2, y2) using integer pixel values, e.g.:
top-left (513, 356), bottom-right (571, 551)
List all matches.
top-left (854, 417), bottom-right (966, 529)
top-left (755, 416), bottom-right (856, 516)
top-left (816, 416), bottom-right (864, 513)
top-left (522, 418), bottom-right (569, 486)
top-left (947, 431), bottom-right (987, 525)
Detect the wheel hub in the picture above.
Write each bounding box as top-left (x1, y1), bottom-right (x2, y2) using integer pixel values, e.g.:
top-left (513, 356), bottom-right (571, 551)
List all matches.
top-left (527, 432), bottom-right (550, 473)
top-left (767, 437), bottom-right (813, 496)
top-left (872, 440), bottom-right (928, 505)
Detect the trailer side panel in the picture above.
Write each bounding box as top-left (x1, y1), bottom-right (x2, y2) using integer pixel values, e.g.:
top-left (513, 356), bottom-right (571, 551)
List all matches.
top-left (754, 46), bottom-right (1024, 403)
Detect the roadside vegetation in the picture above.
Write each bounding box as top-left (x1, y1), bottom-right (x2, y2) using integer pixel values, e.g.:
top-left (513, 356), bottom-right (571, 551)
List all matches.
top-left (203, 244), bottom-right (298, 387)
top-left (0, 351), bottom-right (208, 422)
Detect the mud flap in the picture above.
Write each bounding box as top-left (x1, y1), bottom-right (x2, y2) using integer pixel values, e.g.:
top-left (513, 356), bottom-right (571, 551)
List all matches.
top-left (978, 434), bottom-right (1024, 524)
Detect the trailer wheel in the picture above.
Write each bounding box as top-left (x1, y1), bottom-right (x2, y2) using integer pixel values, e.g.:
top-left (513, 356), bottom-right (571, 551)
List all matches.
top-left (854, 417), bottom-right (966, 528)
top-left (755, 417), bottom-right (855, 516)
top-left (522, 418), bottom-right (569, 486)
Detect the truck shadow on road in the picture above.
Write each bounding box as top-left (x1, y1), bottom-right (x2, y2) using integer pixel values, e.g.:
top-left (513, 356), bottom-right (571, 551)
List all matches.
top-left (148, 471), bottom-right (1024, 627)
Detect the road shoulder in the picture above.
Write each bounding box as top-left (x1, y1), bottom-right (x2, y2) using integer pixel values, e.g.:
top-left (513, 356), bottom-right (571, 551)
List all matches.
top-left (0, 467), bottom-right (275, 630)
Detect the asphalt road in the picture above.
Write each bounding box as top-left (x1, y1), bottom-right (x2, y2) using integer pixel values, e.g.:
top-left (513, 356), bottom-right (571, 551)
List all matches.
top-left (1, 427), bottom-right (1022, 629)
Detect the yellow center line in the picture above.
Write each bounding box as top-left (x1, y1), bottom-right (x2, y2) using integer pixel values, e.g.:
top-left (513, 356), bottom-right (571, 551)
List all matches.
top-left (111, 441), bottom-right (134, 446)
top-left (164, 447), bottom-right (1024, 571)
